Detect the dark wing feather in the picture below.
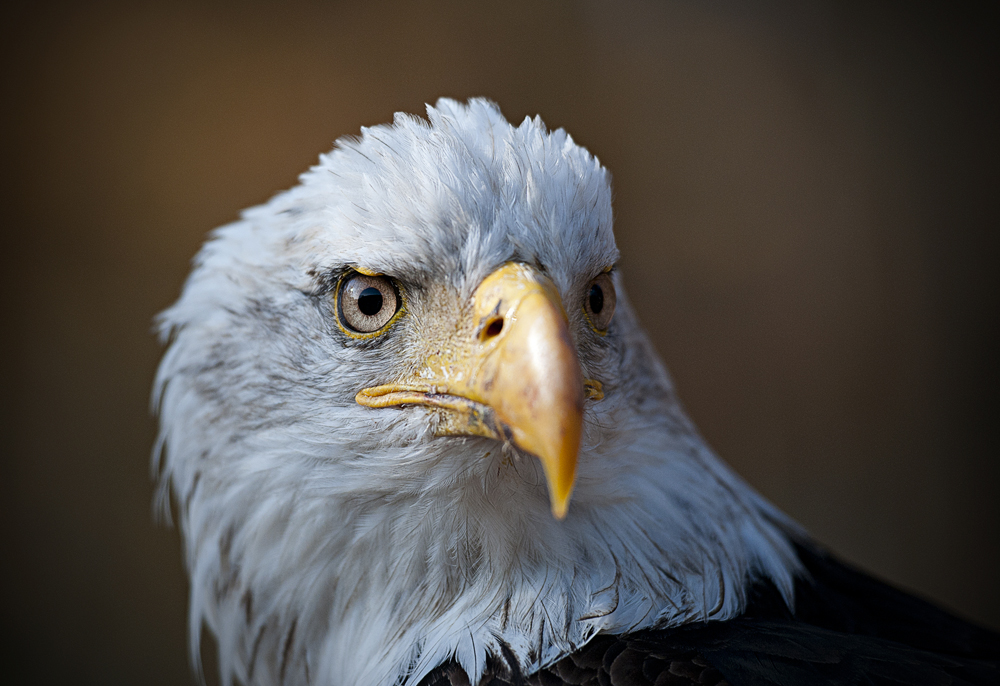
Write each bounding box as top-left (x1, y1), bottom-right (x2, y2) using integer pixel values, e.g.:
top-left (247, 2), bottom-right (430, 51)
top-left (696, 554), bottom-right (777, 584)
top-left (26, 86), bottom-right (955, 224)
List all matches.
top-left (790, 541), bottom-right (1000, 659)
top-left (418, 542), bottom-right (1000, 686)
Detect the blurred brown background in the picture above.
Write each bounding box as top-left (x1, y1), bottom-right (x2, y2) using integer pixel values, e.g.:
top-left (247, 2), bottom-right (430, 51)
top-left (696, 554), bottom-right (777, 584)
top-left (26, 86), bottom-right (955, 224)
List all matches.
top-left (1, 1), bottom-right (997, 683)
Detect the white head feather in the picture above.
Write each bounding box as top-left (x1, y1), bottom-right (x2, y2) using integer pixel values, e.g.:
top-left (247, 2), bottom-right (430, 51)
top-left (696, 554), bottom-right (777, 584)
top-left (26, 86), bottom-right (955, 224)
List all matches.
top-left (154, 98), bottom-right (802, 686)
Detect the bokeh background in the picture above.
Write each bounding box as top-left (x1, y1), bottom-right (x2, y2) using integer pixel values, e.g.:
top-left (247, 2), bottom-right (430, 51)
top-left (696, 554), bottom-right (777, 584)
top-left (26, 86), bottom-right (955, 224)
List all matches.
top-left (2, 1), bottom-right (997, 683)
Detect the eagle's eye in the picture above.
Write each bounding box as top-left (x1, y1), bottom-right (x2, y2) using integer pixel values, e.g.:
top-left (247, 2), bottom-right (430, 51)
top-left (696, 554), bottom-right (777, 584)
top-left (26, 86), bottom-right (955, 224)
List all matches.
top-left (336, 272), bottom-right (401, 336)
top-left (583, 272), bottom-right (616, 333)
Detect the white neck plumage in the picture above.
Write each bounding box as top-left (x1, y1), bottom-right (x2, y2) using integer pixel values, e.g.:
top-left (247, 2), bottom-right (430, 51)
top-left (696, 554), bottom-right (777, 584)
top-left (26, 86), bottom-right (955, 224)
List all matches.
top-left (180, 408), bottom-right (801, 686)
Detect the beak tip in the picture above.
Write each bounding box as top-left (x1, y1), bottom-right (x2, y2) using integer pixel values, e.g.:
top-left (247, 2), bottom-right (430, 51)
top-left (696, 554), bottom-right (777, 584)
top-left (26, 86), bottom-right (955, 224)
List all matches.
top-left (540, 437), bottom-right (580, 522)
top-left (548, 483), bottom-right (574, 520)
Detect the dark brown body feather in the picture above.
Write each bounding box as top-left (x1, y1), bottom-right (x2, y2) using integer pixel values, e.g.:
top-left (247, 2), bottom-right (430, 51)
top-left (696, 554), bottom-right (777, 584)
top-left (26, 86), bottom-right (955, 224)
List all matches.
top-left (419, 543), bottom-right (1000, 686)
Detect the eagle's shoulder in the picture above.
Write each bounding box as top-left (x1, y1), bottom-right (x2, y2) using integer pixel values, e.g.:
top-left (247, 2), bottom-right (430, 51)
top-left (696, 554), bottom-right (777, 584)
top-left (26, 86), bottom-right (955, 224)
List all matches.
top-left (788, 541), bottom-right (1000, 661)
top-left (420, 543), bottom-right (1000, 686)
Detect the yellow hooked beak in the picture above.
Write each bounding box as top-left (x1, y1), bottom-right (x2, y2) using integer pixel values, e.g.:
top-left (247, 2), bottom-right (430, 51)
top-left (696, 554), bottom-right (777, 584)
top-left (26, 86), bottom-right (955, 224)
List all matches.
top-left (356, 262), bottom-right (600, 519)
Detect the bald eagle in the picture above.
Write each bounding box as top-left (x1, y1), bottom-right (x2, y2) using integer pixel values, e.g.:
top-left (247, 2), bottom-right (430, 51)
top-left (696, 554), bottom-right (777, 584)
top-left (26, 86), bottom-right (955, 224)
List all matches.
top-left (154, 99), bottom-right (998, 686)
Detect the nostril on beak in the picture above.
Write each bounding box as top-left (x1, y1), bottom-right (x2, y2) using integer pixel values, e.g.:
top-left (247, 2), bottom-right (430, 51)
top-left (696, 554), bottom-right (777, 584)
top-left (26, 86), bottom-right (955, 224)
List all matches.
top-left (482, 317), bottom-right (504, 340)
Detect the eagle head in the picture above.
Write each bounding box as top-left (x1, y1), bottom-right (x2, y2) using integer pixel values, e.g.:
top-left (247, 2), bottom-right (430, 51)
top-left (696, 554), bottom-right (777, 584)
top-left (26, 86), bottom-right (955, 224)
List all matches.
top-left (154, 98), bottom-right (800, 686)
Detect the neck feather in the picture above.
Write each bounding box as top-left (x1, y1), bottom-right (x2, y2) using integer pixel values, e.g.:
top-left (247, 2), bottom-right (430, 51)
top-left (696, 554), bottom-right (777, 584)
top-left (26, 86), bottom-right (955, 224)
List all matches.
top-left (175, 422), bottom-right (801, 686)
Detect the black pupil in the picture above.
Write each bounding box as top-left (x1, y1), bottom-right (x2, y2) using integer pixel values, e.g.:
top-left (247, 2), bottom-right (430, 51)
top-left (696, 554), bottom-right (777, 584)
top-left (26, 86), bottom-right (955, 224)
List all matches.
top-left (589, 283), bottom-right (604, 314)
top-left (357, 287), bottom-right (383, 316)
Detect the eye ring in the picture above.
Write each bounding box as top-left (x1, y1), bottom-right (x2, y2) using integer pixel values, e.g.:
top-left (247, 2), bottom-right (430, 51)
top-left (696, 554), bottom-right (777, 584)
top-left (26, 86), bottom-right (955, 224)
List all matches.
top-left (583, 272), bottom-right (616, 334)
top-left (334, 272), bottom-right (403, 338)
